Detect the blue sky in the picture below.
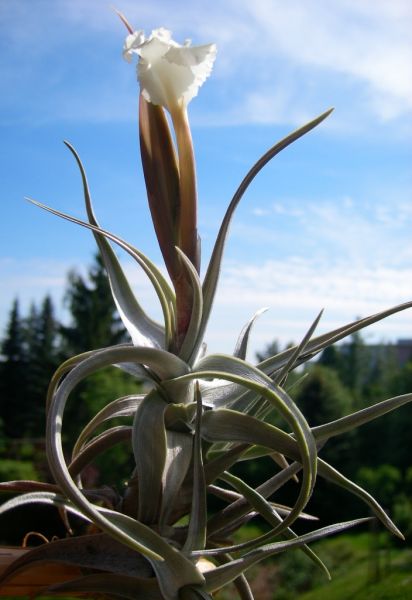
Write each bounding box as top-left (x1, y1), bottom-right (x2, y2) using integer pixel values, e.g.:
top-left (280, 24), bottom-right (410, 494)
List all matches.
top-left (1, 0), bottom-right (411, 357)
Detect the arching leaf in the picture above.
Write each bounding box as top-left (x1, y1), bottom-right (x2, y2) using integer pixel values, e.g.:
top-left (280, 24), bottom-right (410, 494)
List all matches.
top-left (64, 141), bottom-right (165, 349)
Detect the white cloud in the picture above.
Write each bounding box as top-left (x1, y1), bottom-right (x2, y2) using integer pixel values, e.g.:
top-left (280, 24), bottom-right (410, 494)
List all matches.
top-left (205, 257), bottom-right (412, 357)
top-left (1, 0), bottom-right (410, 130)
top-left (238, 0), bottom-right (412, 120)
top-left (1, 251), bottom-right (411, 361)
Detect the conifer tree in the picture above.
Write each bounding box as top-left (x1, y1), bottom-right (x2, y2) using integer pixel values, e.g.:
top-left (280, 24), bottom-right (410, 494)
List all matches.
top-left (25, 296), bottom-right (61, 436)
top-left (0, 299), bottom-right (29, 437)
top-left (61, 253), bottom-right (127, 355)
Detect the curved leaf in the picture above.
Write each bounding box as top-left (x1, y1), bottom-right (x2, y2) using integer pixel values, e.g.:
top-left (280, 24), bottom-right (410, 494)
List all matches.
top-left (64, 140), bottom-right (165, 349)
top-left (233, 308), bottom-right (268, 360)
top-left (0, 533), bottom-right (152, 581)
top-left (160, 429), bottom-right (193, 528)
top-left (313, 393), bottom-right (412, 441)
top-left (202, 518), bottom-right (369, 593)
top-left (73, 394), bottom-right (143, 457)
top-left (207, 463), bottom-right (302, 536)
top-left (166, 356), bottom-right (317, 536)
top-left (201, 408), bottom-right (312, 539)
top-left (176, 247), bottom-right (203, 364)
top-left (45, 347), bottom-right (205, 596)
top-left (190, 109), bottom-right (333, 363)
top-left (258, 301), bottom-right (412, 376)
top-left (183, 384), bottom-right (207, 553)
top-left (209, 471), bottom-right (330, 579)
top-left (317, 459), bottom-right (404, 539)
top-left (201, 407), bottom-right (402, 539)
top-left (133, 390), bottom-right (168, 524)
top-left (69, 426), bottom-right (132, 478)
top-left (27, 198), bottom-right (176, 347)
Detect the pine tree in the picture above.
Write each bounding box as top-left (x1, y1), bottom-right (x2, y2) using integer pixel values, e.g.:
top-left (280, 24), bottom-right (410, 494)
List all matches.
top-left (0, 300), bottom-right (29, 437)
top-left (61, 253), bottom-right (127, 354)
top-left (25, 296), bottom-right (61, 436)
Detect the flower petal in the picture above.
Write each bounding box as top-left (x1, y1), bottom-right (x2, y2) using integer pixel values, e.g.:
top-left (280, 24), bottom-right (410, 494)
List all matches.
top-left (125, 28), bottom-right (216, 110)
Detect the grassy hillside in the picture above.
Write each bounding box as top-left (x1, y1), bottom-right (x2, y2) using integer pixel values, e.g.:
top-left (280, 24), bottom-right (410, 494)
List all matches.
top-left (217, 531), bottom-right (412, 599)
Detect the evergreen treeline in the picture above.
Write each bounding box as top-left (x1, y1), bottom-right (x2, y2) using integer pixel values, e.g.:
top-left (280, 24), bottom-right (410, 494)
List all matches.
top-left (0, 254), bottom-right (139, 493)
top-left (1, 261), bottom-right (412, 542)
top-left (245, 336), bottom-right (412, 538)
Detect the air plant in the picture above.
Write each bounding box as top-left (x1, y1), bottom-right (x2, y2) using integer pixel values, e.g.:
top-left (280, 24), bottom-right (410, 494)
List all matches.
top-left (1, 13), bottom-right (411, 600)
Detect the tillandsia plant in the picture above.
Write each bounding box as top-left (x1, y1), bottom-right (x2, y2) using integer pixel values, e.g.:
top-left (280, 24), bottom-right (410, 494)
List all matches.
top-left (1, 12), bottom-right (412, 600)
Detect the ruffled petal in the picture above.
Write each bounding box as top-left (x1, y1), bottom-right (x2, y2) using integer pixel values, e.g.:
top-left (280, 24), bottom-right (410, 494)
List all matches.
top-left (125, 28), bottom-right (217, 110)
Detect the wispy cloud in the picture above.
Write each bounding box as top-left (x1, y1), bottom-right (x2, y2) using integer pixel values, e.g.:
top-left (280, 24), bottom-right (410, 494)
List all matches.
top-left (2, 254), bottom-right (411, 360)
top-left (239, 0), bottom-right (412, 119)
top-left (1, 0), bottom-right (410, 130)
top-left (246, 193), bottom-right (412, 267)
top-left (206, 257), bottom-right (412, 357)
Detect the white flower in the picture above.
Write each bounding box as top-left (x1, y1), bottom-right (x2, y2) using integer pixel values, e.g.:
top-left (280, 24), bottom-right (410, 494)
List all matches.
top-left (123, 27), bottom-right (217, 111)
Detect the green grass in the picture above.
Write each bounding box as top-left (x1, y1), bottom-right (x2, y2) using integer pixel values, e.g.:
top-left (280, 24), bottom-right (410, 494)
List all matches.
top-left (217, 530), bottom-right (412, 599)
top-left (298, 534), bottom-right (412, 600)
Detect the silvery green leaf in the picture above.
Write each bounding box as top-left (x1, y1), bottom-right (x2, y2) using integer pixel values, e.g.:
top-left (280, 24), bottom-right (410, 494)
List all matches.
top-left (160, 429), bottom-right (193, 529)
top-left (27, 198), bottom-right (175, 348)
top-left (201, 408), bottom-right (313, 537)
top-left (133, 390), bottom-right (168, 524)
top-left (183, 384), bottom-right (207, 553)
top-left (69, 426), bottom-right (132, 479)
top-left (214, 555), bottom-right (255, 600)
top-left (73, 394), bottom-right (144, 457)
top-left (45, 346), bottom-right (206, 584)
top-left (195, 354), bottom-right (317, 485)
top-left (64, 141), bottom-right (165, 350)
top-left (258, 301), bottom-right (412, 376)
top-left (202, 400), bottom-right (402, 539)
top-left (171, 358), bottom-right (317, 535)
top-left (203, 518), bottom-right (369, 593)
top-left (0, 491), bottom-right (87, 520)
top-left (199, 471), bottom-right (330, 580)
top-left (191, 109), bottom-right (334, 364)
top-left (317, 458), bottom-right (404, 539)
top-left (197, 379), bottom-right (244, 408)
top-left (204, 444), bottom-right (250, 484)
top-left (313, 393), bottom-right (412, 441)
top-left (46, 348), bottom-right (97, 412)
top-left (207, 463), bottom-right (301, 536)
top-left (233, 308), bottom-right (268, 360)
top-left (6, 494), bottom-right (204, 599)
top-left (272, 309), bottom-right (323, 388)
top-left (176, 247), bottom-right (203, 364)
